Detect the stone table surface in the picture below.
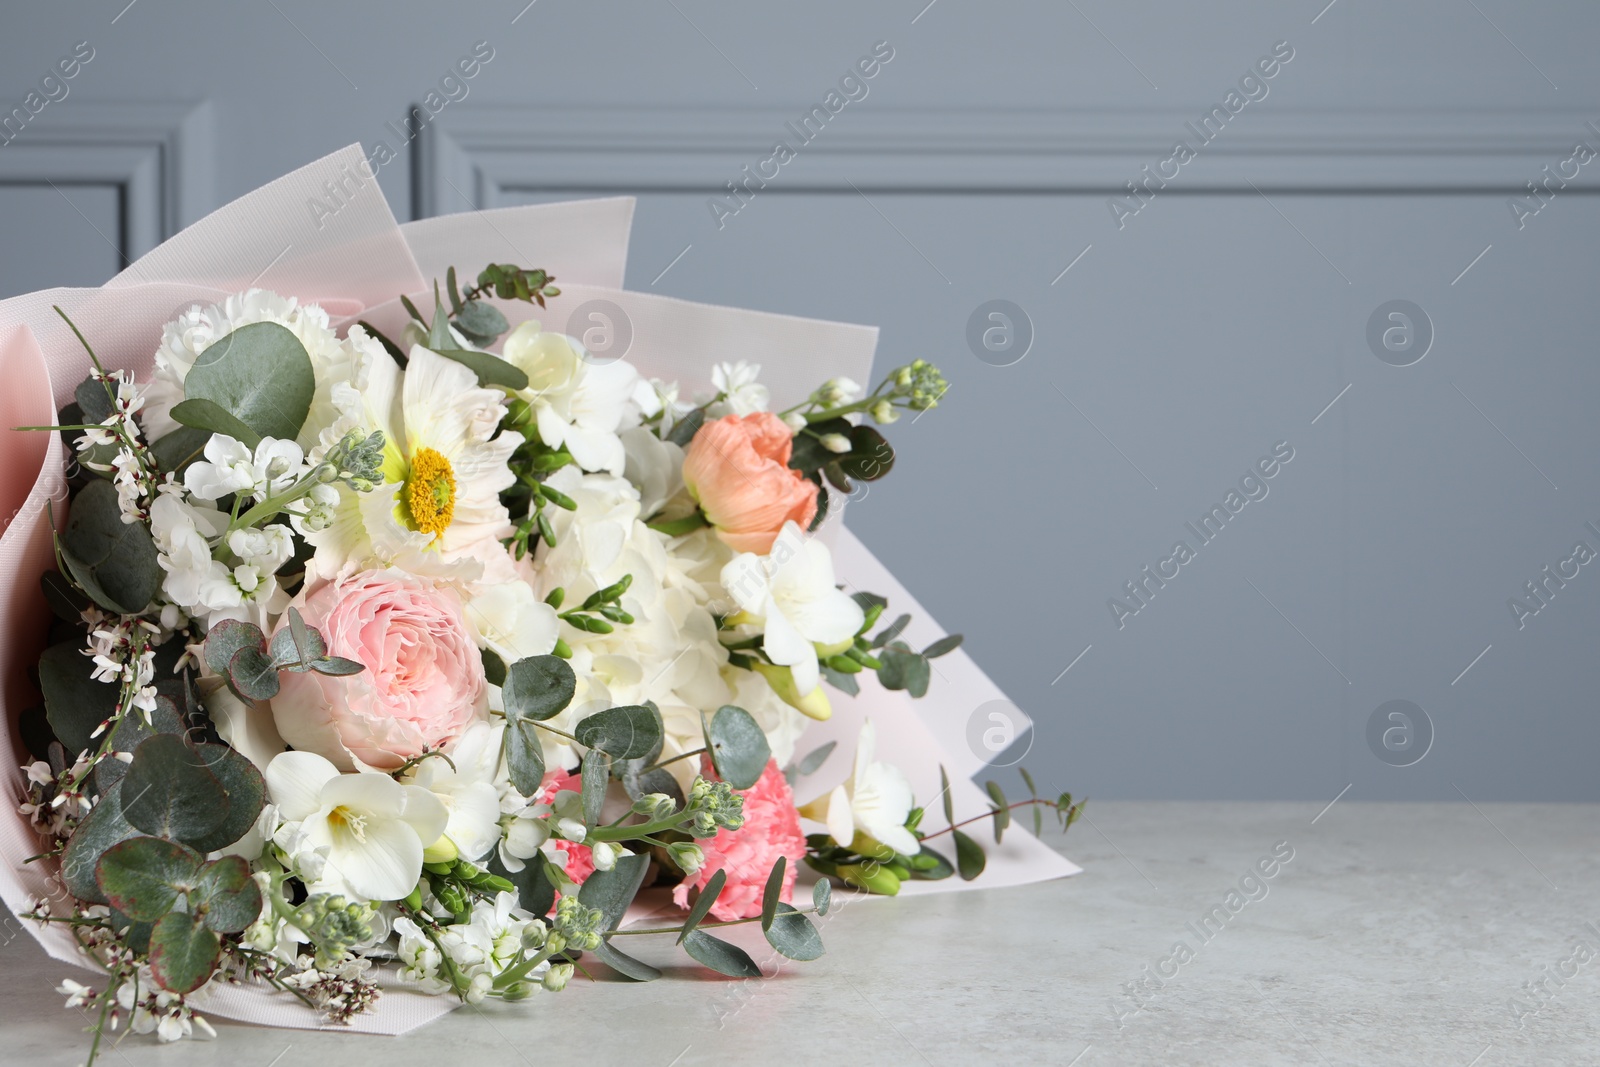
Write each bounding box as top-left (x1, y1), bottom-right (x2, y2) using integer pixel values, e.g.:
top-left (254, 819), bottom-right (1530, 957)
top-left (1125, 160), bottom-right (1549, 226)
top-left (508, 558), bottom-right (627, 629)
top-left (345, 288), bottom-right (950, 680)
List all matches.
top-left (2, 801), bottom-right (1597, 1066)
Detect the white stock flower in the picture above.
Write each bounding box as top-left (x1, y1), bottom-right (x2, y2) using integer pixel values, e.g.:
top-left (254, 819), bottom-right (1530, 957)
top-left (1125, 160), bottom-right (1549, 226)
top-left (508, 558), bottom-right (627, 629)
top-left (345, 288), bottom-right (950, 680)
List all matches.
top-left (266, 750), bottom-right (448, 903)
top-left (808, 721), bottom-right (919, 855)
top-left (227, 524), bottom-right (294, 573)
top-left (501, 321), bottom-right (638, 475)
top-left (708, 361), bottom-right (769, 417)
top-left (183, 435), bottom-right (305, 503)
top-left (719, 521), bottom-right (863, 696)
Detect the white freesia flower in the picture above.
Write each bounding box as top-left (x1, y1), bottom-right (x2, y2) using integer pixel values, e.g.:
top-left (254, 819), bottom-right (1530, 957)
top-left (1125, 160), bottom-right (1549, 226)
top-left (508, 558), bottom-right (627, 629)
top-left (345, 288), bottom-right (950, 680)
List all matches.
top-left (406, 722), bottom-right (504, 864)
top-left (708, 360), bottom-right (769, 417)
top-left (308, 345), bottom-right (522, 582)
top-left (266, 750), bottom-right (448, 903)
top-left (719, 521), bottom-right (863, 696)
top-left (806, 721), bottom-right (919, 855)
top-left (619, 426), bottom-right (685, 518)
top-left (501, 321), bottom-right (638, 475)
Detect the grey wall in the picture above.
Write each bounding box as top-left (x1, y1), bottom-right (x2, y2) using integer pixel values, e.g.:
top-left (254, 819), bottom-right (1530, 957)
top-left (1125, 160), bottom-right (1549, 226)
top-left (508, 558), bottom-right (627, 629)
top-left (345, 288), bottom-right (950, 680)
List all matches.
top-left (2, 1), bottom-right (1598, 801)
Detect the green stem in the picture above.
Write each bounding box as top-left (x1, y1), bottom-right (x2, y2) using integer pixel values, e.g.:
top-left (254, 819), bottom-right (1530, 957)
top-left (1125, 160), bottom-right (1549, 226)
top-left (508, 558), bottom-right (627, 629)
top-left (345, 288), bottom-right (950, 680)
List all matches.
top-left (607, 904), bottom-right (821, 937)
top-left (586, 813), bottom-right (690, 843)
top-left (918, 798), bottom-right (1057, 841)
top-left (642, 747), bottom-right (705, 774)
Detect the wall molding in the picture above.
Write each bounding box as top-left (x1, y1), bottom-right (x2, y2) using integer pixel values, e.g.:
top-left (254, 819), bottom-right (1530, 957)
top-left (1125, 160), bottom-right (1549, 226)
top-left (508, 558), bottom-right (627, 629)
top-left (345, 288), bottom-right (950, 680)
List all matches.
top-left (0, 101), bottom-right (213, 263)
top-left (416, 105), bottom-right (1600, 216)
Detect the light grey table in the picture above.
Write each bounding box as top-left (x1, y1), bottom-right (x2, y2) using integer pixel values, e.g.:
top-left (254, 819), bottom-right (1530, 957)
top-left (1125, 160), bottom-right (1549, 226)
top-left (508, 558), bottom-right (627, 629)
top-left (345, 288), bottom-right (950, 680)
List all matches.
top-left (3, 802), bottom-right (1596, 1066)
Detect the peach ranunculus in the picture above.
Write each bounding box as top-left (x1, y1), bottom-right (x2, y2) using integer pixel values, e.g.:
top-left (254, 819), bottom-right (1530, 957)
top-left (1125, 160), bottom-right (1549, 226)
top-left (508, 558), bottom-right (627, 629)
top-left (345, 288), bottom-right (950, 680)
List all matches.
top-left (270, 568), bottom-right (488, 771)
top-left (681, 412), bottom-right (817, 554)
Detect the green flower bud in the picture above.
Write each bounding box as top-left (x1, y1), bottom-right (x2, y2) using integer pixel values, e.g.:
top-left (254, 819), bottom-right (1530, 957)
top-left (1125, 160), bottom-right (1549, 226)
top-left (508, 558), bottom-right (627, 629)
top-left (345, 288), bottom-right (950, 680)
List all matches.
top-left (542, 963), bottom-right (575, 992)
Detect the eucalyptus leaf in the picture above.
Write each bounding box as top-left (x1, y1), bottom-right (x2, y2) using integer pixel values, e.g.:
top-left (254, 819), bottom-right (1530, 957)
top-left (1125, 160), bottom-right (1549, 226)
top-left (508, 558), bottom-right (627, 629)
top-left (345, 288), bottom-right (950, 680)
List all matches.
top-left (908, 845), bottom-right (955, 881)
top-left (952, 828), bottom-right (986, 881)
top-left (192, 855), bottom-right (263, 933)
top-left (119, 734), bottom-right (230, 845)
top-left (227, 645), bottom-right (280, 701)
top-left (939, 765), bottom-right (954, 826)
top-left (764, 903), bottom-right (825, 961)
top-left (311, 655), bottom-right (363, 676)
top-left (578, 854), bottom-right (650, 933)
top-left (481, 648), bottom-right (507, 687)
top-left (760, 857), bottom-right (786, 932)
top-left (184, 321), bottom-right (315, 443)
top-left (149, 426), bottom-right (212, 475)
top-left (871, 614), bottom-right (911, 650)
top-left (665, 406), bottom-right (706, 447)
top-left (169, 398), bottom-right (262, 449)
top-left (203, 620), bottom-right (265, 678)
top-left (678, 868), bottom-right (727, 943)
top-left (502, 655), bottom-right (576, 722)
top-left (681, 929), bottom-right (762, 978)
top-left (812, 877), bottom-right (832, 916)
top-left (985, 780), bottom-right (1011, 843)
top-left (61, 782), bottom-right (138, 904)
top-left (819, 663), bottom-right (860, 697)
top-left (74, 375), bottom-right (114, 423)
top-left (838, 424), bottom-right (895, 482)
top-left (709, 704), bottom-right (769, 790)
top-left (182, 744), bottom-right (267, 854)
top-left (592, 938), bottom-right (662, 982)
top-left (38, 639), bottom-right (119, 757)
top-left (581, 749), bottom-right (608, 828)
top-left (431, 347), bottom-right (529, 391)
top-left (96, 695), bottom-right (184, 793)
top-left (149, 911), bottom-right (222, 994)
top-left (40, 570), bottom-right (88, 622)
top-left (503, 715), bottom-right (546, 797)
top-left (878, 648), bottom-right (930, 698)
top-left (453, 300), bottom-right (510, 345)
top-left (794, 742), bottom-right (837, 778)
top-left (922, 634), bottom-right (963, 659)
top-left (575, 704), bottom-right (662, 761)
top-left (61, 478), bottom-right (160, 614)
top-left (94, 836), bottom-right (204, 922)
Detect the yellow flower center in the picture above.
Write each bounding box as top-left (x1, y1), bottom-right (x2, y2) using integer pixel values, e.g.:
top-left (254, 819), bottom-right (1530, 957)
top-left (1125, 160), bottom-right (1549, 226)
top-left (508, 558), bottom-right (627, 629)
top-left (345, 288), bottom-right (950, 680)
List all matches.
top-left (404, 446), bottom-right (456, 537)
top-left (327, 804), bottom-right (369, 843)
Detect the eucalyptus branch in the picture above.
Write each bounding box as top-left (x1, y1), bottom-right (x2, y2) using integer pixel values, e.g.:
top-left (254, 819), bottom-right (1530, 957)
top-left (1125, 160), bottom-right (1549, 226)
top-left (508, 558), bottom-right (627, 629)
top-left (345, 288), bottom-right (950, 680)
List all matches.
top-left (919, 797), bottom-right (1070, 841)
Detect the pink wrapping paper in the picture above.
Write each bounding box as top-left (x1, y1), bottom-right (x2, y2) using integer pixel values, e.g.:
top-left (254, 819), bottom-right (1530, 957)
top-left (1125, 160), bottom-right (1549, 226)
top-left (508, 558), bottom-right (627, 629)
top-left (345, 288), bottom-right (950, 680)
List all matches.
top-left (0, 145), bottom-right (1075, 1036)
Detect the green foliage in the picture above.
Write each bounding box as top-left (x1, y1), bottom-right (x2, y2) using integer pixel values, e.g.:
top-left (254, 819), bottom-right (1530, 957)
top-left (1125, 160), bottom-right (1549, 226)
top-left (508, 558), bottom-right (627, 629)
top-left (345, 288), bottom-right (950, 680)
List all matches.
top-left (59, 479), bottom-right (161, 614)
top-left (678, 868), bottom-right (726, 943)
top-left (38, 639), bottom-right (119, 756)
top-left (469, 264), bottom-right (560, 308)
top-left (119, 734), bottom-right (230, 844)
top-left (60, 782), bottom-right (137, 904)
top-left (501, 655), bottom-right (577, 795)
top-left (812, 877), bottom-right (832, 916)
top-left (580, 749), bottom-right (608, 828)
top-left (431, 346), bottom-right (529, 391)
top-left (556, 573), bottom-right (633, 633)
top-left (204, 611), bottom-right (361, 703)
top-left (169, 397), bottom-right (261, 449)
top-left (95, 837), bottom-right (201, 920)
top-left (681, 929), bottom-right (762, 977)
top-left (148, 912), bottom-right (221, 994)
top-left (182, 745), bottom-right (266, 853)
top-left (575, 703), bottom-right (662, 761)
top-left (985, 780), bottom-right (1011, 843)
top-left (760, 857), bottom-right (785, 932)
top-left (952, 828), bottom-right (987, 881)
top-left (765, 903), bottom-right (825, 961)
top-left (183, 321), bottom-right (315, 443)
top-left (707, 704), bottom-right (770, 790)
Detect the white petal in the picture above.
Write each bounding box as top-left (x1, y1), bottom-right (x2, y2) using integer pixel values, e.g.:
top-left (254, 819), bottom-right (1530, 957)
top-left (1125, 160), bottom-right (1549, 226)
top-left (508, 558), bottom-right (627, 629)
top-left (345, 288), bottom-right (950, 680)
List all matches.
top-left (403, 347), bottom-right (481, 459)
top-left (264, 750), bottom-right (339, 821)
top-left (333, 815), bottom-right (425, 902)
top-left (825, 784), bottom-right (854, 848)
top-left (399, 783), bottom-right (450, 848)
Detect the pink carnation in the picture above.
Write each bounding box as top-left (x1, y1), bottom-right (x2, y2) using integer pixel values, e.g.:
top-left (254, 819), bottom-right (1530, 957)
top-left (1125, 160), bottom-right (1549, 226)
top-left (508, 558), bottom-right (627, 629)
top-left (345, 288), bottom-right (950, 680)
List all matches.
top-left (672, 759), bottom-right (806, 921)
top-left (542, 769), bottom-right (595, 884)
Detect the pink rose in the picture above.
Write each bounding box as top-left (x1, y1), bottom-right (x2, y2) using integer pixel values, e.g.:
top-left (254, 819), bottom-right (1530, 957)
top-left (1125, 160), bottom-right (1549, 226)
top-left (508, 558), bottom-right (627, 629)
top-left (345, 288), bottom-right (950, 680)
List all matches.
top-left (271, 569), bottom-right (487, 771)
top-left (681, 412), bottom-right (818, 554)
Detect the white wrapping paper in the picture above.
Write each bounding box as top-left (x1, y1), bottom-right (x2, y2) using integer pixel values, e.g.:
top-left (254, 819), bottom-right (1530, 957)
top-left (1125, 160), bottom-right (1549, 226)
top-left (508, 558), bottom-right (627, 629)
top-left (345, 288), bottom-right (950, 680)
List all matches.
top-left (0, 145), bottom-right (1075, 1036)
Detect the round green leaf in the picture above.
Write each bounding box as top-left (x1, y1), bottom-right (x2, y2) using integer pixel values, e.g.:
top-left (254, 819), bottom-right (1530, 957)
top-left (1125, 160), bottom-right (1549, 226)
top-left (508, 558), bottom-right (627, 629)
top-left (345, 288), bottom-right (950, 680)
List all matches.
top-left (184, 321), bottom-right (315, 442)
top-left (503, 655), bottom-right (576, 722)
top-left (194, 856), bottom-right (263, 933)
top-left (94, 836), bottom-right (203, 922)
top-left (575, 704), bottom-right (662, 761)
top-left (431, 347), bottom-right (529, 390)
top-left (61, 783), bottom-right (138, 904)
top-left (169, 397), bottom-right (261, 449)
top-left (709, 705), bottom-right (770, 790)
top-left (503, 716), bottom-right (546, 797)
top-left (812, 877), bottom-right (832, 916)
top-left (38, 639), bottom-right (120, 757)
top-left (182, 744), bottom-right (267, 854)
top-left (61, 478), bottom-right (160, 614)
top-left (149, 911), bottom-right (222, 994)
top-left (203, 619), bottom-right (265, 677)
top-left (764, 903), bottom-right (825, 961)
top-left (120, 734), bottom-right (230, 845)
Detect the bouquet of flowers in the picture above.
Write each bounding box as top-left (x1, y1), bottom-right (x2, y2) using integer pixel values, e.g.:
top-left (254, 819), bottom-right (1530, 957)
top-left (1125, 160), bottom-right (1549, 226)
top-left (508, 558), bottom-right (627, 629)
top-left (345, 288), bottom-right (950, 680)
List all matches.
top-left (0, 148), bottom-right (1079, 1062)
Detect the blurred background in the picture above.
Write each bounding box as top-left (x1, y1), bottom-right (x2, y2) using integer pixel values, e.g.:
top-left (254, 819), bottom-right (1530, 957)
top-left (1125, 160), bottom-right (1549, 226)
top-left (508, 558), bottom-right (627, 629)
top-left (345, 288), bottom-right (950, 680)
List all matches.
top-left (2, 1), bottom-right (1596, 801)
